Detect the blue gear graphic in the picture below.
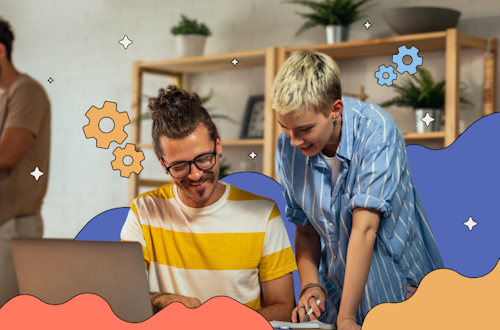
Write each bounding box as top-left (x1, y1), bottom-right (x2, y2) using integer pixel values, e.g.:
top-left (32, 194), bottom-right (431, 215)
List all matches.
top-left (392, 45), bottom-right (423, 75)
top-left (375, 65), bottom-right (398, 86)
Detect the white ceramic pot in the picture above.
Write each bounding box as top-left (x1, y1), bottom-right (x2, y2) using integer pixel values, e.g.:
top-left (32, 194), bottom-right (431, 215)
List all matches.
top-left (326, 25), bottom-right (349, 44)
top-left (175, 34), bottom-right (207, 58)
top-left (415, 109), bottom-right (444, 133)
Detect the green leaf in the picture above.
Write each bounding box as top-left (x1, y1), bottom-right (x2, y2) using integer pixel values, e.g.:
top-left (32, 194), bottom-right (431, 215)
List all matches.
top-left (381, 67), bottom-right (473, 110)
top-left (283, 0), bottom-right (373, 27)
top-left (171, 14), bottom-right (212, 36)
top-left (294, 18), bottom-right (321, 36)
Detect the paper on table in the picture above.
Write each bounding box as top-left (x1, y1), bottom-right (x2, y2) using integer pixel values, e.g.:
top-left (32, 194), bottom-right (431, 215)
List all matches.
top-left (269, 320), bottom-right (336, 329)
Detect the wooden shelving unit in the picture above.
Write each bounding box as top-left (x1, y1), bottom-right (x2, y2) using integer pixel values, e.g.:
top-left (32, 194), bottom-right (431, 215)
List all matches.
top-left (129, 28), bottom-right (497, 201)
top-left (273, 28), bottom-right (497, 180)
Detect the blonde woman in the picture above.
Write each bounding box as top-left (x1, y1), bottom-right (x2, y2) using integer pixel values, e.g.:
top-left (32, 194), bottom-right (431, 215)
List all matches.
top-left (272, 50), bottom-right (444, 330)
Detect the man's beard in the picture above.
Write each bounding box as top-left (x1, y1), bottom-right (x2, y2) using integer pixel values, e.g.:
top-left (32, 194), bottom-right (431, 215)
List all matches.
top-left (178, 173), bottom-right (217, 203)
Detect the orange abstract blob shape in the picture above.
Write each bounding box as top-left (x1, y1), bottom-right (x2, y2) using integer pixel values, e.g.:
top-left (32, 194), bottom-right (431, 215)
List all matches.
top-left (111, 143), bottom-right (145, 178)
top-left (83, 101), bottom-right (130, 149)
top-left (0, 294), bottom-right (273, 330)
top-left (363, 260), bottom-right (500, 330)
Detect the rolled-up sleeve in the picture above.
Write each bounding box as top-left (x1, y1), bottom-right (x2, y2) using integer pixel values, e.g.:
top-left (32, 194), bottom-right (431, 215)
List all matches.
top-left (348, 125), bottom-right (400, 219)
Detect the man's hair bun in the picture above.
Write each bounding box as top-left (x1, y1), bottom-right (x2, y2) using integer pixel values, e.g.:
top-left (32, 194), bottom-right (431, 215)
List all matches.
top-left (149, 85), bottom-right (202, 121)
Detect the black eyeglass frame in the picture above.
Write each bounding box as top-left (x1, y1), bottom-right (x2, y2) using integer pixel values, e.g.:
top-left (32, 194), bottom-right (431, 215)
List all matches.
top-left (162, 141), bottom-right (218, 179)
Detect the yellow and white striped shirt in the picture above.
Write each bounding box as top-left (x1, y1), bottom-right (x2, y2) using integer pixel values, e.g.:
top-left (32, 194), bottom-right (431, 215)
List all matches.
top-left (121, 181), bottom-right (297, 310)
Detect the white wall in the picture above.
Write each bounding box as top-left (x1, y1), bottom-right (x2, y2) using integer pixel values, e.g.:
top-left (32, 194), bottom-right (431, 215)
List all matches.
top-left (1, 0), bottom-right (498, 238)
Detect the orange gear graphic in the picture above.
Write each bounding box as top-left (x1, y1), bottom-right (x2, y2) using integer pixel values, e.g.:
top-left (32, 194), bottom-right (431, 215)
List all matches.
top-left (111, 143), bottom-right (145, 178)
top-left (83, 101), bottom-right (130, 149)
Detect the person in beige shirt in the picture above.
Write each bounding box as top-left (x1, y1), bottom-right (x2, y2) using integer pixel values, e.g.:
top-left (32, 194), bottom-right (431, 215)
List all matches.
top-left (0, 17), bottom-right (51, 307)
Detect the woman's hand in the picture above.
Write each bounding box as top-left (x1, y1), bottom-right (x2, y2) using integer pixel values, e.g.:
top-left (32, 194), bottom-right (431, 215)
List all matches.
top-left (337, 317), bottom-right (361, 330)
top-left (291, 287), bottom-right (326, 323)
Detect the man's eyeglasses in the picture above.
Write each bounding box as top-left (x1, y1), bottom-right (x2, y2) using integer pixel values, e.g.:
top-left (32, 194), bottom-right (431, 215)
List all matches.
top-left (162, 141), bottom-right (217, 179)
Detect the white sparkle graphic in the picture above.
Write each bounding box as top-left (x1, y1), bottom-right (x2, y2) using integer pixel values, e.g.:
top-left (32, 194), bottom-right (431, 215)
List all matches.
top-left (231, 58), bottom-right (239, 66)
top-left (249, 151), bottom-right (257, 160)
top-left (363, 21), bottom-right (372, 30)
top-left (464, 217), bottom-right (477, 231)
top-left (119, 35), bottom-right (133, 49)
top-left (30, 167), bottom-right (44, 180)
top-left (48, 77), bottom-right (54, 83)
top-left (421, 112), bottom-right (435, 127)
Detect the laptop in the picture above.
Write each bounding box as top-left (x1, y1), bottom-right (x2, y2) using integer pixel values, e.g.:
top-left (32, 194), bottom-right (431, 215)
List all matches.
top-left (11, 238), bottom-right (153, 323)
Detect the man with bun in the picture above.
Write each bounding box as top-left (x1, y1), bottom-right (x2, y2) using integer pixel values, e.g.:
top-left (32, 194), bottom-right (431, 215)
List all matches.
top-left (121, 85), bottom-right (297, 321)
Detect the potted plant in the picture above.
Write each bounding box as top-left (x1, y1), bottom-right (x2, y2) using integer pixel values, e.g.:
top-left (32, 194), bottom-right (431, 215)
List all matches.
top-left (380, 68), bottom-right (473, 133)
top-left (171, 14), bottom-right (212, 57)
top-left (282, 0), bottom-right (372, 43)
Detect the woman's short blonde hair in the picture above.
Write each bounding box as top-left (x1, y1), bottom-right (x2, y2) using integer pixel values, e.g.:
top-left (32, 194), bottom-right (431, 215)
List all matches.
top-left (271, 50), bottom-right (341, 117)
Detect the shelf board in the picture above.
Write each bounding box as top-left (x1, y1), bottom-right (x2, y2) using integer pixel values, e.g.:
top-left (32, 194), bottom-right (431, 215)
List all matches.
top-left (222, 139), bottom-right (264, 146)
top-left (138, 49), bottom-right (266, 75)
top-left (137, 139), bottom-right (264, 150)
top-left (285, 30), bottom-right (488, 61)
top-left (403, 132), bottom-right (445, 140)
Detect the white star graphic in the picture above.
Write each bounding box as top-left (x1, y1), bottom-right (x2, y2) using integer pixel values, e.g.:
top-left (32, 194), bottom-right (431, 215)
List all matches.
top-left (363, 21), bottom-right (372, 30)
top-left (48, 77), bottom-right (54, 84)
top-left (421, 112), bottom-right (435, 127)
top-left (30, 167), bottom-right (44, 180)
top-left (464, 217), bottom-right (477, 231)
top-left (119, 35), bottom-right (133, 49)
top-left (231, 58), bottom-right (239, 66)
top-left (249, 151), bottom-right (257, 160)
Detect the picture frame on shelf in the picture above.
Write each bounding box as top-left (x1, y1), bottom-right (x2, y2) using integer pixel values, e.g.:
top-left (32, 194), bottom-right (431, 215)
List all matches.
top-left (240, 95), bottom-right (265, 139)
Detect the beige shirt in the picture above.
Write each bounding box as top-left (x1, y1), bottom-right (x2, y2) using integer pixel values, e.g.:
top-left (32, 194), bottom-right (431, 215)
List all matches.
top-left (0, 73), bottom-right (51, 225)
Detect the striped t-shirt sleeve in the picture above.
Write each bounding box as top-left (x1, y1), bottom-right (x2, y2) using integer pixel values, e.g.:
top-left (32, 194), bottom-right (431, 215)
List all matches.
top-left (258, 203), bottom-right (298, 282)
top-left (120, 201), bottom-right (151, 269)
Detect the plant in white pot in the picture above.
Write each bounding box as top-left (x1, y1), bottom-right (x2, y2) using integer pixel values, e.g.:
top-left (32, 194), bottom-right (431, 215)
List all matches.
top-left (171, 15), bottom-right (212, 58)
top-left (380, 68), bottom-right (473, 133)
top-left (282, 0), bottom-right (372, 43)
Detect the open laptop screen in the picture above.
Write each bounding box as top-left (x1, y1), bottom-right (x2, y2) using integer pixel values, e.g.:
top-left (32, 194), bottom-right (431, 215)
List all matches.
top-left (11, 238), bottom-right (153, 323)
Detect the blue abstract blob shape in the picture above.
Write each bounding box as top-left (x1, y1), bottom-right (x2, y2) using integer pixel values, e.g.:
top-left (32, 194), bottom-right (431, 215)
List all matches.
top-left (407, 113), bottom-right (500, 278)
top-left (75, 207), bottom-right (130, 242)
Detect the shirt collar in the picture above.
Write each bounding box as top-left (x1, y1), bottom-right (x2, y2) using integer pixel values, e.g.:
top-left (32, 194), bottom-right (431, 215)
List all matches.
top-left (307, 97), bottom-right (354, 167)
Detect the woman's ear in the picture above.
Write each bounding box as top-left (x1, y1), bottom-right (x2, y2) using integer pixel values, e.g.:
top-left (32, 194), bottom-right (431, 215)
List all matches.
top-left (331, 99), bottom-right (343, 119)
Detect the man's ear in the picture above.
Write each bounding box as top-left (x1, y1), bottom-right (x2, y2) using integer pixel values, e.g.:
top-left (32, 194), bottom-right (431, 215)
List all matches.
top-left (0, 43), bottom-right (6, 60)
top-left (216, 135), bottom-right (223, 157)
top-left (158, 156), bottom-right (166, 168)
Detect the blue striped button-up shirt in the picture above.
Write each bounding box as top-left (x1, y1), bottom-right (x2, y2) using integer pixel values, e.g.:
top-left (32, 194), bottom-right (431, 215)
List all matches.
top-left (275, 97), bottom-right (445, 325)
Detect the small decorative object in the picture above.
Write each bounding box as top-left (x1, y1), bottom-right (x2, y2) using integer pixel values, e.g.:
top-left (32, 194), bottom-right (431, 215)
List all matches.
top-left (240, 95), bottom-right (265, 139)
top-left (383, 7), bottom-right (461, 35)
top-left (171, 14), bottom-right (212, 57)
top-left (380, 68), bottom-right (473, 133)
top-left (282, 0), bottom-right (372, 43)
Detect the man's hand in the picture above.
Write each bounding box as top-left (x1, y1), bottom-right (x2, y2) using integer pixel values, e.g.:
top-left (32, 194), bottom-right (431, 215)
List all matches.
top-left (150, 292), bottom-right (201, 313)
